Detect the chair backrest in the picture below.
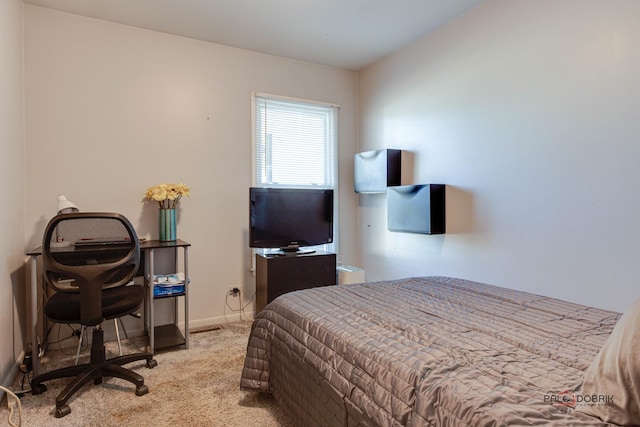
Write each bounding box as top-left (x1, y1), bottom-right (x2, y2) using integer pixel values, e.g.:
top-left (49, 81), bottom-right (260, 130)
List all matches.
top-left (43, 212), bottom-right (140, 326)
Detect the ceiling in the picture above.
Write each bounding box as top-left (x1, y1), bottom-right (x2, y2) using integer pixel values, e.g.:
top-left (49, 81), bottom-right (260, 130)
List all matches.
top-left (24, 0), bottom-right (484, 70)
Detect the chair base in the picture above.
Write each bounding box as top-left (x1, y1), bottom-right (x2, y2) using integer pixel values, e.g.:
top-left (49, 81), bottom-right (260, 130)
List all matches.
top-left (31, 327), bottom-right (157, 418)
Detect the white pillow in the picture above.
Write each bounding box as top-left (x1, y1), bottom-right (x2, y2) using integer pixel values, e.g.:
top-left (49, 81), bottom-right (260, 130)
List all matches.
top-left (576, 298), bottom-right (640, 425)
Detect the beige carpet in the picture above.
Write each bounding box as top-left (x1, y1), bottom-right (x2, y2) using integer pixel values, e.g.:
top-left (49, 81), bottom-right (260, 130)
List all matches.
top-left (2, 321), bottom-right (293, 427)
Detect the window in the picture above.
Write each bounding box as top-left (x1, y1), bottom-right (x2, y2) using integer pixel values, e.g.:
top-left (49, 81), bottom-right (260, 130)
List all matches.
top-left (252, 93), bottom-right (339, 254)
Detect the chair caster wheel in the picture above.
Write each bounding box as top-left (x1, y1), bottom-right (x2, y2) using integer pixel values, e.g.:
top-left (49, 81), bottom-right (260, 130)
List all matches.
top-left (55, 405), bottom-right (71, 418)
top-left (31, 383), bottom-right (47, 395)
top-left (147, 359), bottom-right (158, 369)
top-left (135, 384), bottom-right (149, 396)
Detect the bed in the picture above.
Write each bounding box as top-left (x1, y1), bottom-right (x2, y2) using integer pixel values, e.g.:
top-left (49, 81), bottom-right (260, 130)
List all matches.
top-left (240, 276), bottom-right (631, 426)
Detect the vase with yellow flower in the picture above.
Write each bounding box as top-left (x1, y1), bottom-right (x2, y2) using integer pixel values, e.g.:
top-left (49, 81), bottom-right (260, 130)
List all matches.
top-left (145, 183), bottom-right (190, 241)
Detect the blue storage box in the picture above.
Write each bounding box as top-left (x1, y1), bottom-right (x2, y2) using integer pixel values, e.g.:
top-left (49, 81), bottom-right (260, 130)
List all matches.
top-left (153, 283), bottom-right (185, 297)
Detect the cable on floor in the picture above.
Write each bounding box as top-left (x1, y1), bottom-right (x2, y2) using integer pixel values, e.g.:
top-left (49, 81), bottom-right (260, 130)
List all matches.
top-left (0, 385), bottom-right (22, 427)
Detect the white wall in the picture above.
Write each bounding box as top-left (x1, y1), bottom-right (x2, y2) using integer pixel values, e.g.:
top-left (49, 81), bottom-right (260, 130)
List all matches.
top-left (358, 0), bottom-right (640, 313)
top-left (24, 6), bottom-right (358, 328)
top-left (1, 0), bottom-right (26, 387)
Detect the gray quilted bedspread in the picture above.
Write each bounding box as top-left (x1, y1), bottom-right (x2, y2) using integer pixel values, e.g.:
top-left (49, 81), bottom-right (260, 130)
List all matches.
top-left (240, 276), bottom-right (620, 426)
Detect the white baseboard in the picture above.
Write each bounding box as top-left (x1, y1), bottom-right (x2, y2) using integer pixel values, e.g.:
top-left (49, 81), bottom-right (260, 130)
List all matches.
top-left (1, 350), bottom-right (25, 390)
top-left (101, 311), bottom-right (256, 341)
top-left (188, 312), bottom-right (256, 331)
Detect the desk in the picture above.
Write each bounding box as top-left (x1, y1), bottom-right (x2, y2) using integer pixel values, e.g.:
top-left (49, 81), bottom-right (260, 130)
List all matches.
top-left (26, 239), bottom-right (190, 376)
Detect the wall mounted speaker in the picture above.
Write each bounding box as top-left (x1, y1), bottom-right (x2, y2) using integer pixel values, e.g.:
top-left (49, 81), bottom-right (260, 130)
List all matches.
top-left (387, 184), bottom-right (445, 234)
top-left (354, 149), bottom-right (401, 193)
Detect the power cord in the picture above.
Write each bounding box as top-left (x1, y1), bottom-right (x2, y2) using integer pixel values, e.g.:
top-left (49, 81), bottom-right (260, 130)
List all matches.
top-left (223, 289), bottom-right (255, 322)
top-left (0, 385), bottom-right (22, 427)
top-left (17, 351), bottom-right (32, 396)
top-left (44, 323), bottom-right (86, 356)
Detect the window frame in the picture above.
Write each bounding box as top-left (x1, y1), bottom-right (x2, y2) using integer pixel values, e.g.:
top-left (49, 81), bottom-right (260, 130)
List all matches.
top-left (251, 92), bottom-right (339, 255)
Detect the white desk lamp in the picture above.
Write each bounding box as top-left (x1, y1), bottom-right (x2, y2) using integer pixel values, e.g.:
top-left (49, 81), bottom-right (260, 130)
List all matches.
top-left (56, 195), bottom-right (79, 215)
top-left (53, 195), bottom-right (79, 247)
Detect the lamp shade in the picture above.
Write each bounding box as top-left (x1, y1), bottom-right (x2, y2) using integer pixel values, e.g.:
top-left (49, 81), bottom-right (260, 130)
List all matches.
top-left (56, 195), bottom-right (79, 214)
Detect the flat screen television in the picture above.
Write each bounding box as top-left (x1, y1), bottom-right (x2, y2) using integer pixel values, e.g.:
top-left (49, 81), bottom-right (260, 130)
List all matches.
top-left (249, 187), bottom-right (334, 253)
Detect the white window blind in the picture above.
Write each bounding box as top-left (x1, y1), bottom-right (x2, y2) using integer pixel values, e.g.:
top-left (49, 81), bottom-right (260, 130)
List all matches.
top-left (253, 93), bottom-right (339, 254)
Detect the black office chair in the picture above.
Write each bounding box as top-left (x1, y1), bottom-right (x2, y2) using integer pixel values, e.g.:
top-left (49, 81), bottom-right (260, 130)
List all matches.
top-left (31, 212), bottom-right (157, 418)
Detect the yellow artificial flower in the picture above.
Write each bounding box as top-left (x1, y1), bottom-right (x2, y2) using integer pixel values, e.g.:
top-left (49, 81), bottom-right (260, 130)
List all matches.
top-left (144, 182), bottom-right (190, 209)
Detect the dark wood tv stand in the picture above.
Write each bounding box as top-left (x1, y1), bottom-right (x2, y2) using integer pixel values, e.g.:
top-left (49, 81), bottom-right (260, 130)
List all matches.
top-left (255, 251), bottom-right (337, 313)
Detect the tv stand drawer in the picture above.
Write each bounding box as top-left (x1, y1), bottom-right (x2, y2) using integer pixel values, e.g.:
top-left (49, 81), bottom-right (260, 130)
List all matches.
top-left (255, 251), bottom-right (336, 312)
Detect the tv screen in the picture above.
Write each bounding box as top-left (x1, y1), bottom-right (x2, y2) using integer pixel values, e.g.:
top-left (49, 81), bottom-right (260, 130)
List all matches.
top-left (249, 187), bottom-right (333, 252)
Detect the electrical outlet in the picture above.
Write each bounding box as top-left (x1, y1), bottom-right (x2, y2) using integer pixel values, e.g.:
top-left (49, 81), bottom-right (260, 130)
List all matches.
top-left (229, 287), bottom-right (240, 296)
top-left (19, 351), bottom-right (33, 374)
